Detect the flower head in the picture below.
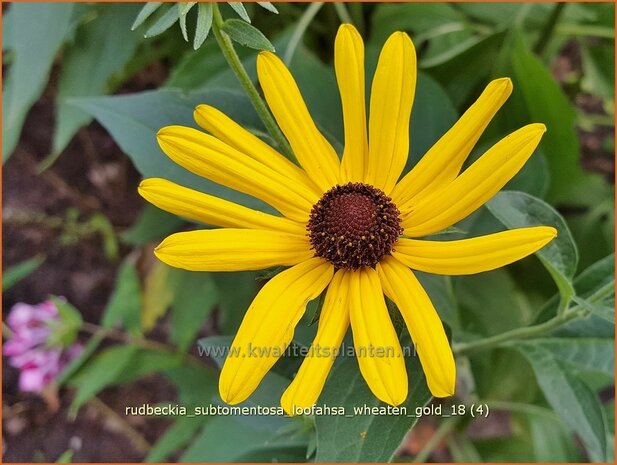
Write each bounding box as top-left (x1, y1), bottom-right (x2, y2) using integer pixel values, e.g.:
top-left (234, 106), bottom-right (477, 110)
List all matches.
top-left (4, 301), bottom-right (83, 393)
top-left (140, 24), bottom-right (556, 413)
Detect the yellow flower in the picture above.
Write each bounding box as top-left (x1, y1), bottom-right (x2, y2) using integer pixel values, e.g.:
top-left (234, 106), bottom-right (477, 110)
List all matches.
top-left (139, 24), bottom-right (556, 414)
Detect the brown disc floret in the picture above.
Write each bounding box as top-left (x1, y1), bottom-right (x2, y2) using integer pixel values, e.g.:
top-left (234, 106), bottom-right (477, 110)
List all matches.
top-left (307, 182), bottom-right (403, 269)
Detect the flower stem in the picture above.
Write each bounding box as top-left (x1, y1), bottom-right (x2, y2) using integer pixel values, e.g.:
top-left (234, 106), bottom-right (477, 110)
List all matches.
top-left (333, 2), bottom-right (352, 24)
top-left (534, 2), bottom-right (567, 56)
top-left (283, 2), bottom-right (324, 65)
top-left (413, 415), bottom-right (462, 463)
top-left (210, 3), bottom-right (294, 161)
top-left (453, 308), bottom-right (584, 357)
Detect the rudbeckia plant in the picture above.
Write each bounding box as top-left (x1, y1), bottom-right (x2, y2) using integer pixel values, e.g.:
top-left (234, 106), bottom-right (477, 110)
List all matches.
top-left (139, 23), bottom-right (556, 413)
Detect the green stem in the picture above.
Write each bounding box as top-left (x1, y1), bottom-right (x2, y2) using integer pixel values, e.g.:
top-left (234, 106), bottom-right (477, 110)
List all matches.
top-left (453, 308), bottom-right (584, 357)
top-left (534, 2), bottom-right (567, 56)
top-left (284, 2), bottom-right (324, 64)
top-left (210, 3), bottom-right (294, 161)
top-left (413, 416), bottom-right (462, 463)
top-left (556, 23), bottom-right (615, 39)
top-left (333, 2), bottom-right (352, 24)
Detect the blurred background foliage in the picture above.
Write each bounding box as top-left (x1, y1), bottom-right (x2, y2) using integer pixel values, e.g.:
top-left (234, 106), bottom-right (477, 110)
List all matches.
top-left (2, 2), bottom-right (615, 463)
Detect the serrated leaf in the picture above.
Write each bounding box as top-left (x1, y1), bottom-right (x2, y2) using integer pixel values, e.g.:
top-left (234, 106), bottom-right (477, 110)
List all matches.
top-left (227, 2), bottom-right (251, 23)
top-left (144, 6), bottom-right (180, 38)
top-left (487, 191), bottom-right (578, 307)
top-left (178, 2), bottom-right (197, 41)
top-left (101, 260), bottom-right (142, 335)
top-left (179, 1), bottom-right (197, 16)
top-left (222, 19), bottom-right (274, 52)
top-left (516, 338), bottom-right (614, 376)
top-left (194, 2), bottom-right (213, 49)
top-left (2, 255), bottom-right (45, 291)
top-left (257, 2), bottom-right (279, 14)
top-left (131, 2), bottom-right (163, 30)
top-left (516, 343), bottom-right (607, 461)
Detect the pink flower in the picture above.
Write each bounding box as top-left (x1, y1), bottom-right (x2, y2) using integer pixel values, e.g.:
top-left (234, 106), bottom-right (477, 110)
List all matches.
top-left (3, 301), bottom-right (82, 393)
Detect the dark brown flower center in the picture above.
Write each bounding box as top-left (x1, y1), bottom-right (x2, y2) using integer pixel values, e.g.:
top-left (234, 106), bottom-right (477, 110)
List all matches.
top-left (307, 182), bottom-right (402, 270)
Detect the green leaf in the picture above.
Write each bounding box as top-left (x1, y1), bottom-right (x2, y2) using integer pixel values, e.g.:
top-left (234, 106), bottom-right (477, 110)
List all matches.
top-left (421, 32), bottom-right (506, 109)
top-left (69, 346), bottom-right (182, 416)
top-left (56, 332), bottom-right (105, 386)
top-left (518, 338), bottom-right (614, 376)
top-left (122, 204), bottom-right (185, 246)
top-left (55, 450), bottom-right (74, 463)
top-left (314, 350), bottom-right (432, 462)
top-left (131, 2), bottom-right (163, 30)
top-left (528, 413), bottom-right (581, 462)
top-left (163, 365), bottom-right (218, 408)
top-left (193, 2), bottom-right (213, 49)
top-left (510, 33), bottom-right (602, 204)
top-left (457, 268), bottom-right (534, 336)
top-left (581, 41), bottom-right (615, 100)
top-left (516, 343), bottom-right (607, 461)
top-left (50, 4), bottom-right (142, 159)
top-left (371, 3), bottom-right (465, 42)
top-left (45, 296), bottom-right (82, 348)
top-left (178, 2), bottom-right (197, 41)
top-left (227, 2), bottom-right (251, 23)
top-left (71, 89), bottom-right (271, 211)
top-left (221, 18), bottom-right (274, 52)
top-left (168, 269), bottom-right (219, 351)
top-left (257, 2), bottom-right (279, 14)
top-left (538, 254), bottom-right (614, 328)
top-left (141, 261), bottom-right (174, 332)
top-left (212, 271), bottom-right (259, 334)
top-left (2, 255), bottom-right (45, 291)
top-left (69, 345), bottom-right (138, 415)
top-left (144, 6), bottom-right (180, 38)
top-left (182, 415), bottom-right (305, 462)
top-left (146, 417), bottom-right (203, 462)
top-left (2, 3), bottom-right (74, 162)
top-left (101, 260), bottom-right (142, 335)
top-left (487, 191), bottom-right (578, 306)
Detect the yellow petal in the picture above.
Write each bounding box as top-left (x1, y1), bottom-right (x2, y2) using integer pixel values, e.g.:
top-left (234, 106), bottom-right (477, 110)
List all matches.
top-left (157, 125), bottom-right (317, 223)
top-left (257, 51), bottom-right (340, 191)
top-left (138, 178), bottom-right (306, 235)
top-left (402, 124), bottom-right (546, 237)
top-left (335, 24), bottom-right (368, 183)
top-left (349, 267), bottom-right (407, 406)
top-left (392, 78), bottom-right (513, 208)
top-left (366, 32), bottom-right (416, 194)
top-left (377, 256), bottom-right (455, 397)
top-left (393, 226), bottom-right (557, 275)
top-left (193, 104), bottom-right (321, 196)
top-left (281, 269), bottom-right (350, 415)
top-left (219, 258), bottom-right (334, 404)
top-left (154, 229), bottom-right (314, 272)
